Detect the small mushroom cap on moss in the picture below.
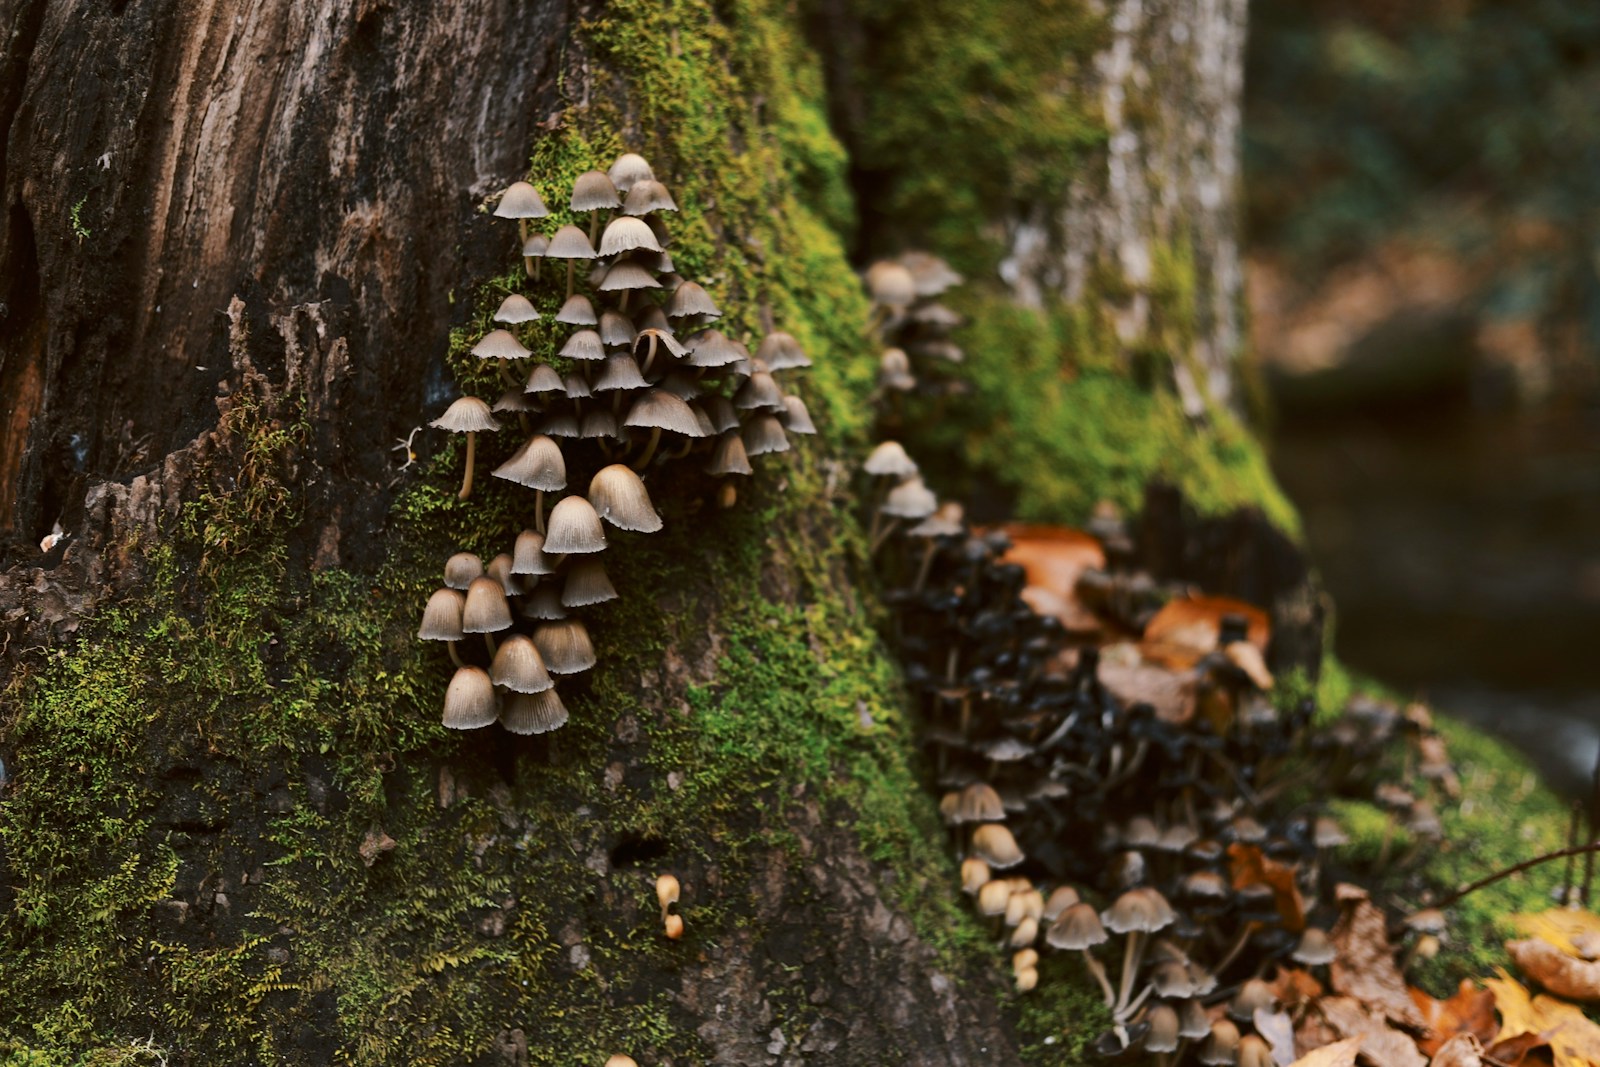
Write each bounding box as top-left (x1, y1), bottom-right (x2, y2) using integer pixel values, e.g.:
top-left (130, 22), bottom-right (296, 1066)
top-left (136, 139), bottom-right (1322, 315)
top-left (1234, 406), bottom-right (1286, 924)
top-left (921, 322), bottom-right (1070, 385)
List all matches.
top-left (702, 396), bottom-right (739, 435)
top-left (1045, 902), bottom-right (1108, 950)
top-left (956, 782), bottom-right (1006, 823)
top-left (865, 260), bottom-right (917, 307)
top-left (545, 224), bottom-right (598, 260)
top-left (570, 169), bottom-right (621, 212)
top-left (501, 687), bottom-right (569, 735)
top-left (864, 440), bottom-right (918, 477)
top-left (1237, 1035), bottom-right (1273, 1067)
top-left (598, 216), bottom-right (663, 257)
top-left (418, 588), bottom-right (466, 641)
top-left (1041, 885), bottom-right (1080, 922)
top-left (522, 233), bottom-right (550, 258)
top-left (908, 301), bottom-right (962, 328)
top-left (685, 329), bottom-right (749, 368)
top-left (593, 354), bottom-right (649, 393)
top-left (882, 477), bottom-right (938, 519)
top-left (493, 181), bottom-right (549, 219)
top-left (741, 414), bottom-right (790, 457)
top-left (430, 396), bottom-right (500, 433)
top-left (756, 331), bottom-right (810, 370)
top-left (490, 634), bottom-right (554, 694)
top-left (442, 666), bottom-right (499, 729)
top-left (543, 496), bottom-right (608, 554)
top-left (898, 250), bottom-right (963, 295)
top-left (656, 873), bottom-right (680, 910)
top-left (589, 464), bottom-right (664, 532)
top-left (734, 371), bottom-right (785, 411)
top-left (579, 409), bottom-right (619, 440)
top-left (559, 329), bottom-right (606, 361)
top-left (555, 294), bottom-right (598, 325)
top-left (608, 153), bottom-right (654, 191)
top-left (562, 372), bottom-right (593, 400)
top-left (971, 823), bottom-right (1025, 868)
top-left (493, 294), bottom-right (540, 324)
top-left (1229, 978), bottom-right (1276, 1022)
top-left (908, 501), bottom-right (963, 537)
top-left (977, 878), bottom-right (1013, 918)
top-left (524, 363), bottom-right (565, 396)
top-left (778, 395), bottom-right (817, 435)
top-left (604, 1057), bottom-right (640, 1067)
top-left (598, 260), bottom-right (662, 293)
top-left (486, 553), bottom-right (522, 595)
top-left (1102, 888), bottom-right (1176, 934)
top-left (1312, 816), bottom-right (1349, 848)
top-left (598, 310), bottom-right (638, 347)
top-left (492, 388), bottom-right (536, 414)
top-left (633, 327), bottom-right (688, 360)
top-left (461, 576), bottom-right (513, 633)
top-left (562, 558), bottom-right (618, 607)
top-left (532, 618), bottom-right (597, 674)
top-left (512, 530), bottom-right (555, 575)
top-left (492, 434), bottom-right (567, 491)
top-left (1198, 1020), bottom-right (1240, 1066)
top-left (1009, 917), bottom-right (1039, 948)
top-left (472, 329), bottom-right (533, 360)
top-left (521, 583), bottom-right (567, 621)
top-left (878, 347), bottom-right (916, 391)
top-left (666, 281), bottom-right (719, 319)
top-left (540, 411), bottom-right (581, 438)
top-left (444, 551), bottom-right (484, 589)
top-left (624, 389), bottom-right (708, 437)
top-left (706, 431), bottom-right (753, 476)
top-left (622, 178), bottom-right (678, 214)
top-left (960, 857), bottom-right (991, 894)
top-left (1144, 1004), bottom-right (1181, 1053)
top-left (1290, 926), bottom-right (1337, 965)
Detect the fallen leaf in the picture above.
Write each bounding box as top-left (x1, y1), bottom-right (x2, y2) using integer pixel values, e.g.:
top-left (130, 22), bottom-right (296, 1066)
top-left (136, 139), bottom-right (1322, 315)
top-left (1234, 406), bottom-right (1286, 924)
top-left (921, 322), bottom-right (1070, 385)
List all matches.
top-left (1428, 1034), bottom-right (1483, 1067)
top-left (1410, 980), bottom-right (1498, 1055)
top-left (1511, 910), bottom-right (1600, 958)
top-left (1255, 1007), bottom-right (1298, 1066)
top-left (1316, 996), bottom-right (1428, 1067)
top-left (1000, 525), bottom-right (1104, 633)
top-left (1483, 1031), bottom-right (1551, 1067)
top-left (1330, 899), bottom-right (1426, 1028)
top-left (1229, 843), bottom-right (1307, 931)
top-left (1509, 939), bottom-right (1600, 1001)
top-left (1288, 1036), bottom-right (1363, 1067)
top-left (1098, 660), bottom-right (1198, 724)
top-left (359, 827), bottom-right (397, 867)
top-left (1485, 969), bottom-right (1600, 1067)
top-left (1141, 594), bottom-right (1270, 668)
top-left (1269, 966), bottom-right (1325, 1007)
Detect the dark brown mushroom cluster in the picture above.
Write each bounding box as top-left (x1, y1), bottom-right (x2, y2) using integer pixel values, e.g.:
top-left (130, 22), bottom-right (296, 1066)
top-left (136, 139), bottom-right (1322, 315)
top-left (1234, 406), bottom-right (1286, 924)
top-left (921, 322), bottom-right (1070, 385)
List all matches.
top-left (863, 253), bottom-right (966, 413)
top-left (419, 154), bottom-right (816, 734)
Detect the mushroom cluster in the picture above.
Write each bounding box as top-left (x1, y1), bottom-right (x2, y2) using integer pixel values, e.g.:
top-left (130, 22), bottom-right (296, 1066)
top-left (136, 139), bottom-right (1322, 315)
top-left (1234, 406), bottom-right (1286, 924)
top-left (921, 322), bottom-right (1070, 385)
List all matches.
top-left (421, 154), bottom-right (817, 733)
top-left (863, 253), bottom-right (966, 416)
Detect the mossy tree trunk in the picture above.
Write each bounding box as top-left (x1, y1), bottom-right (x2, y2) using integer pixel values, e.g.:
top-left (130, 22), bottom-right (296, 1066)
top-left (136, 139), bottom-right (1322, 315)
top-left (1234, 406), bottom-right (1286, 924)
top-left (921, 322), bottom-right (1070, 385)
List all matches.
top-left (1, 0), bottom-right (1255, 1064)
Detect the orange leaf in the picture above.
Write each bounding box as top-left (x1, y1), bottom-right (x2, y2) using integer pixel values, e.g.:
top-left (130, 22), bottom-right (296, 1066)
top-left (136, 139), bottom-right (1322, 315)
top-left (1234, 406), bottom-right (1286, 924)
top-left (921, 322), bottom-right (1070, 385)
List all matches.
top-left (1229, 843), bottom-right (1307, 931)
top-left (1410, 980), bottom-right (1498, 1056)
top-left (1485, 969), bottom-right (1600, 1067)
top-left (999, 525), bottom-right (1105, 633)
top-left (1141, 594), bottom-right (1270, 668)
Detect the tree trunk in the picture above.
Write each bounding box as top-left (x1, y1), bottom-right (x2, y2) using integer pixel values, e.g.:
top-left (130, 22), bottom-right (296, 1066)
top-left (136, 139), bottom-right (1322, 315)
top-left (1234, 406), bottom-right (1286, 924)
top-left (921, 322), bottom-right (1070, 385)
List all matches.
top-left (0, 0), bottom-right (1257, 1063)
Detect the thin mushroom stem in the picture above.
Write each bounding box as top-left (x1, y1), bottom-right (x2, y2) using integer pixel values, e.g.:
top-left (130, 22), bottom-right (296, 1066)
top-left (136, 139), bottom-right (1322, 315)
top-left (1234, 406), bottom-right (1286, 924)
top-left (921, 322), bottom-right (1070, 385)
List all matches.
top-left (633, 426), bottom-right (663, 470)
top-left (869, 514), bottom-right (900, 554)
top-left (1081, 950), bottom-right (1116, 1007)
top-left (1114, 931), bottom-right (1145, 1017)
top-left (566, 261), bottom-right (576, 300)
top-left (913, 540), bottom-right (938, 591)
top-left (459, 431), bottom-right (478, 500)
top-left (482, 633), bottom-right (498, 658)
top-left (535, 489), bottom-right (546, 536)
top-left (588, 213), bottom-right (601, 246)
top-left (1115, 982), bottom-right (1154, 1024)
top-left (518, 219), bottom-right (528, 246)
top-left (497, 358), bottom-right (518, 389)
top-left (447, 641), bottom-right (466, 669)
top-left (1212, 922), bottom-right (1257, 977)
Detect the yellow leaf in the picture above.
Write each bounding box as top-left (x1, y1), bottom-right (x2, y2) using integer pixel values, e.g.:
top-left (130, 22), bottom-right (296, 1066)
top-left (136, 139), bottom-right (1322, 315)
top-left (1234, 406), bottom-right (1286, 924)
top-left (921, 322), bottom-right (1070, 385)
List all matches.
top-left (1485, 969), bottom-right (1600, 1067)
top-left (1510, 909), bottom-right (1600, 957)
top-left (1288, 1036), bottom-right (1363, 1067)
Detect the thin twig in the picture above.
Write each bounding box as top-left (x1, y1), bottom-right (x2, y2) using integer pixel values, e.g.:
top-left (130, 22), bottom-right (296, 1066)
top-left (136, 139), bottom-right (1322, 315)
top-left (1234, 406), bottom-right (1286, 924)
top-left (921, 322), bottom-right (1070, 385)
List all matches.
top-left (1433, 841), bottom-right (1600, 911)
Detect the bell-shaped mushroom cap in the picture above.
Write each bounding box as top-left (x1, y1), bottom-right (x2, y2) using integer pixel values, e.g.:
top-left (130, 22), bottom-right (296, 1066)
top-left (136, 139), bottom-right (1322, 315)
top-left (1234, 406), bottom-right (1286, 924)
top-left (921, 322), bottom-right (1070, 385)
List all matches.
top-left (1198, 1019), bottom-right (1241, 1067)
top-left (558, 328), bottom-right (606, 362)
top-left (492, 294), bottom-right (540, 324)
top-left (562, 558), bottom-right (618, 606)
top-left (1153, 823), bottom-right (1199, 854)
top-left (706, 431), bottom-right (753, 476)
top-left (1102, 888), bottom-right (1176, 934)
top-left (444, 551), bottom-right (484, 589)
top-left (589, 464), bottom-right (664, 532)
top-left (957, 782), bottom-right (1006, 823)
top-left (756, 331), bottom-right (810, 370)
top-left (637, 304), bottom-right (674, 333)
top-left (598, 259), bottom-right (662, 293)
top-left (1406, 801), bottom-right (1443, 837)
top-left (598, 216), bottom-right (663, 258)
top-left (899, 250), bottom-right (963, 296)
top-left (580, 409), bottom-right (620, 440)
top-left (501, 687), bottom-right (570, 735)
top-left (472, 329), bottom-right (533, 360)
top-left (570, 169), bottom-right (621, 212)
top-left (1291, 927), bottom-right (1337, 965)
top-left (633, 327), bottom-right (689, 360)
top-left (1228, 978), bottom-right (1275, 1023)
top-left (864, 440), bottom-right (918, 477)
top-left (493, 181), bottom-right (549, 219)
top-left (777, 396), bottom-right (817, 435)
top-left (1042, 886), bottom-right (1081, 922)
top-left (562, 372), bottom-right (593, 399)
top-left (908, 501), bottom-right (964, 538)
top-left (878, 347), bottom-right (916, 391)
top-left (1122, 815), bottom-right (1160, 848)
top-left (913, 339), bottom-right (965, 363)
top-left (512, 530), bottom-right (555, 575)
top-left (492, 434), bottom-right (567, 491)
top-left (533, 618), bottom-right (597, 674)
top-left (1045, 902), bottom-right (1108, 950)
top-left (608, 153), bottom-right (655, 193)
top-left (485, 553), bottom-right (521, 595)
top-left (522, 232), bottom-right (550, 259)
top-left (882, 476), bottom-right (938, 519)
top-left (1229, 815), bottom-right (1268, 844)
top-left (666, 281), bottom-right (719, 319)
top-left (492, 388), bottom-right (536, 414)
top-left (625, 389), bottom-right (708, 437)
top-left (1405, 908), bottom-right (1447, 936)
top-left (545, 224), bottom-right (598, 260)
top-left (604, 1056), bottom-right (640, 1067)
top-left (490, 634), bottom-right (555, 694)
top-left (741, 414), bottom-right (790, 457)
top-left (540, 411), bottom-right (581, 438)
top-left (543, 495), bottom-right (608, 554)
top-left (977, 879), bottom-right (1013, 918)
top-left (909, 301), bottom-right (962, 329)
top-left (593, 354), bottom-right (649, 393)
top-left (702, 396), bottom-right (740, 435)
top-left (1236, 1036), bottom-right (1273, 1067)
top-left (520, 583), bottom-right (567, 621)
top-left (1180, 870), bottom-right (1229, 902)
top-left (555, 293), bottom-right (598, 325)
top-left (1312, 816), bottom-right (1349, 849)
top-left (524, 363), bottom-right (565, 396)
top-left (1144, 1004), bottom-right (1181, 1054)
top-left (461, 577), bottom-right (513, 634)
top-left (685, 329), bottom-right (749, 368)
top-left (960, 857), bottom-right (991, 895)
top-left (971, 823), bottom-right (1025, 869)
top-left (598, 310), bottom-right (638, 348)
top-left (1009, 917), bottom-right (1039, 949)
top-left (734, 371), bottom-right (785, 412)
top-left (622, 178), bottom-right (678, 215)
top-left (430, 396), bottom-right (500, 434)
top-left (442, 666), bottom-right (499, 729)
top-left (418, 588), bottom-right (466, 641)
top-left (865, 260), bottom-right (917, 307)
top-left (1175, 999), bottom-right (1212, 1040)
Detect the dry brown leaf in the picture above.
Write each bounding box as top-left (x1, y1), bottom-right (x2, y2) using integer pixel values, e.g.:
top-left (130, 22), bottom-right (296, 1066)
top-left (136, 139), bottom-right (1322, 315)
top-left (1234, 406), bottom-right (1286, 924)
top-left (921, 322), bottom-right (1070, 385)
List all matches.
top-left (1410, 980), bottom-right (1498, 1056)
top-left (1317, 996), bottom-right (1428, 1067)
top-left (1141, 594), bottom-right (1271, 668)
top-left (1001, 525), bottom-right (1104, 632)
top-left (1428, 1034), bottom-right (1483, 1067)
top-left (1098, 660), bottom-right (1198, 724)
top-left (1330, 899), bottom-right (1427, 1028)
top-left (1509, 939), bottom-right (1600, 1001)
top-left (1483, 1031), bottom-right (1553, 1067)
top-left (1485, 969), bottom-right (1600, 1067)
top-left (1511, 910), bottom-right (1600, 958)
top-left (1270, 966), bottom-right (1325, 1007)
top-left (1289, 1036), bottom-right (1364, 1067)
top-left (1229, 843), bottom-right (1308, 931)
